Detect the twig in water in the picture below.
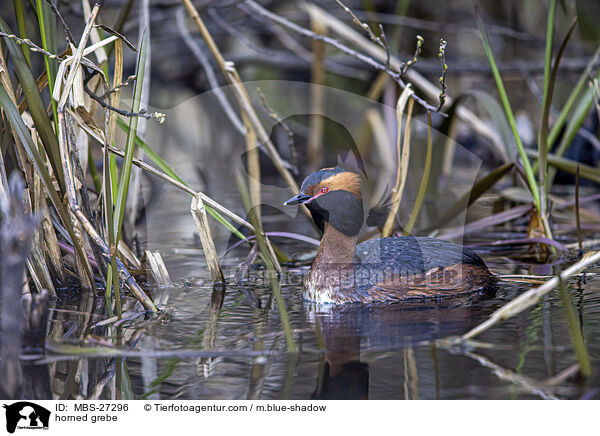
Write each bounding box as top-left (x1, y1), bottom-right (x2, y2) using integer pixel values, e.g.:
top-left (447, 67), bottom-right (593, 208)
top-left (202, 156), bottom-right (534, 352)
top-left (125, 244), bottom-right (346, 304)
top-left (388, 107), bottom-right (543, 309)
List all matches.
top-left (461, 350), bottom-right (559, 400)
top-left (26, 344), bottom-right (277, 364)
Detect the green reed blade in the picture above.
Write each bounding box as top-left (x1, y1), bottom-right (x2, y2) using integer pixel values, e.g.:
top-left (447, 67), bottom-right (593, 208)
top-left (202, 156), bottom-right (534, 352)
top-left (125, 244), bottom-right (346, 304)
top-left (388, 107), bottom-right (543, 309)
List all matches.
top-left (527, 150), bottom-right (600, 185)
top-left (538, 0), bottom-right (557, 206)
top-left (113, 31), bottom-right (147, 243)
top-left (424, 161), bottom-right (514, 232)
top-left (34, 0), bottom-right (58, 130)
top-left (116, 117), bottom-right (185, 185)
top-left (475, 7), bottom-right (540, 214)
top-left (13, 0), bottom-right (30, 65)
top-left (404, 111), bottom-right (432, 235)
top-left (558, 276), bottom-right (592, 377)
top-left (539, 14), bottom-right (577, 198)
top-left (235, 169), bottom-right (296, 353)
top-left (115, 117), bottom-right (247, 241)
top-left (547, 72), bottom-right (600, 186)
top-left (0, 17), bottom-right (65, 192)
top-left (548, 44), bottom-right (600, 149)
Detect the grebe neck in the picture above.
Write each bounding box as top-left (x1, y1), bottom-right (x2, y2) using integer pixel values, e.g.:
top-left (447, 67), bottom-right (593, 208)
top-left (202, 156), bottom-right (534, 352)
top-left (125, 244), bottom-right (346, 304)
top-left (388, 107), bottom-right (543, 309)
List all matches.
top-left (314, 222), bottom-right (357, 266)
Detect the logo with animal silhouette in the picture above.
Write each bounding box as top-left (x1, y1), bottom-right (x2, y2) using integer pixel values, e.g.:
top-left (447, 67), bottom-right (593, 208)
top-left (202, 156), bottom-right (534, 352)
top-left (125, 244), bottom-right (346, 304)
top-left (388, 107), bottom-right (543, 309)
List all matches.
top-left (2, 402), bottom-right (50, 433)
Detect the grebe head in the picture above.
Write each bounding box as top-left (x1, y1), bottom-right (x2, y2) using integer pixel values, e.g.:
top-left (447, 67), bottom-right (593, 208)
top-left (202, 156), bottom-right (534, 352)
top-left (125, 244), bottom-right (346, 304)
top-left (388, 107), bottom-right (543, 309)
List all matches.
top-left (284, 167), bottom-right (364, 236)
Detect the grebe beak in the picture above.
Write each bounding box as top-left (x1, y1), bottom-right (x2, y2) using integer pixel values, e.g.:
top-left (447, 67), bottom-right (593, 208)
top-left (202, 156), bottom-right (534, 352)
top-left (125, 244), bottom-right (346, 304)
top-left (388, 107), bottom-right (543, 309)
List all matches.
top-left (284, 193), bottom-right (311, 205)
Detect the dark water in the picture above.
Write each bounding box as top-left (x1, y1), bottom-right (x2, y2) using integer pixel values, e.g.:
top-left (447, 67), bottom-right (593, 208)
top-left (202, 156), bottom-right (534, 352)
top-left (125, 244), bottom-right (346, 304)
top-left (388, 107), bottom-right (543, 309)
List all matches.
top-left (28, 228), bottom-right (600, 400)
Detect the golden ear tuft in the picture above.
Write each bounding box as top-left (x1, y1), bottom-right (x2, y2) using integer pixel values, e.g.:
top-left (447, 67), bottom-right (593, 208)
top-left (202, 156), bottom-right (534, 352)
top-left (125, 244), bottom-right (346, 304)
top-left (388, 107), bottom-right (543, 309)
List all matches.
top-left (319, 171), bottom-right (362, 198)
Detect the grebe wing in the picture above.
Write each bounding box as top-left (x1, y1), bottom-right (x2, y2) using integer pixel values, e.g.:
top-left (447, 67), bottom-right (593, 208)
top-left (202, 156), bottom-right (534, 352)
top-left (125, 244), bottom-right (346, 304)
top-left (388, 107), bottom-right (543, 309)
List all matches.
top-left (355, 236), bottom-right (488, 273)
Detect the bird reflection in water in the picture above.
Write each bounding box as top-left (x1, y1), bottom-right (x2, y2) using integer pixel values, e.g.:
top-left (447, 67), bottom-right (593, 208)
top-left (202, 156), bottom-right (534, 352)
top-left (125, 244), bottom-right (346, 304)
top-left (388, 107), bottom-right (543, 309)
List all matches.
top-left (308, 291), bottom-right (495, 400)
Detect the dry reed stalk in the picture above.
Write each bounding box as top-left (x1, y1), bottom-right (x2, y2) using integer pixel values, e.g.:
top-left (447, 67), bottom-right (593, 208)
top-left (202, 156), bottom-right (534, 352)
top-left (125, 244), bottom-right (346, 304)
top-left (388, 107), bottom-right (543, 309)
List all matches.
top-left (126, 0), bottom-right (151, 234)
top-left (403, 111), bottom-right (432, 235)
top-left (1, 44), bottom-right (62, 291)
top-left (58, 14), bottom-right (273, 292)
top-left (558, 275), bottom-right (592, 377)
top-left (28, 175), bottom-right (56, 295)
top-left (243, 109), bottom-right (262, 223)
top-left (461, 350), bottom-right (558, 400)
top-left (118, 240), bottom-right (142, 270)
top-left (0, 145), bottom-right (7, 203)
top-left (81, 0), bottom-right (107, 65)
top-left (103, 37), bottom-right (123, 316)
top-left (366, 72), bottom-right (390, 100)
top-left (365, 108), bottom-right (394, 197)
top-left (75, 110), bottom-right (259, 249)
top-left (442, 118), bottom-right (459, 177)
top-left (403, 347), bottom-right (418, 400)
top-left (190, 194), bottom-right (225, 284)
top-left (35, 173), bottom-right (65, 282)
top-left (235, 170), bottom-right (295, 353)
top-left (181, 0), bottom-right (308, 216)
top-left (240, 112), bottom-right (281, 273)
top-left (62, 128), bottom-right (158, 304)
top-left (461, 250), bottom-right (600, 340)
top-left (0, 80), bottom-right (99, 303)
top-left (307, 8), bottom-right (327, 171)
top-left (55, 5), bottom-right (100, 291)
top-left (106, 38), bottom-right (123, 150)
top-left (145, 251), bottom-right (171, 287)
top-left (69, 112), bottom-right (256, 233)
top-left (382, 87), bottom-right (414, 237)
top-left (52, 4), bottom-right (156, 311)
top-left (56, 7), bottom-right (98, 109)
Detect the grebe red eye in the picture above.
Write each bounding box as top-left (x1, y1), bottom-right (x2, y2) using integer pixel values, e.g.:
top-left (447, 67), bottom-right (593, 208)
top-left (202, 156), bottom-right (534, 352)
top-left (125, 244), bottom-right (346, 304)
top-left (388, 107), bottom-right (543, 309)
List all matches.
top-left (321, 186), bottom-right (328, 193)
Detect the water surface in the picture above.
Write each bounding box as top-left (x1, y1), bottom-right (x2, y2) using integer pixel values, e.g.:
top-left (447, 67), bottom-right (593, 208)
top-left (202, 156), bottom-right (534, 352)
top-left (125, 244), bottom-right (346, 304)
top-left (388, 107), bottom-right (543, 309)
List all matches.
top-left (35, 220), bottom-right (600, 400)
